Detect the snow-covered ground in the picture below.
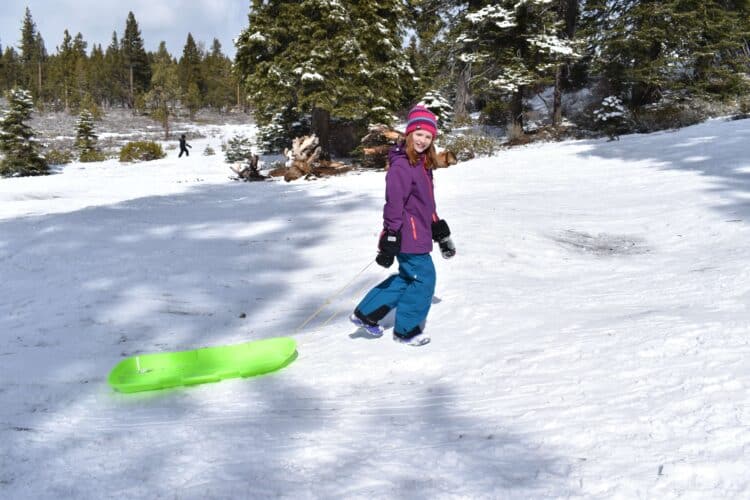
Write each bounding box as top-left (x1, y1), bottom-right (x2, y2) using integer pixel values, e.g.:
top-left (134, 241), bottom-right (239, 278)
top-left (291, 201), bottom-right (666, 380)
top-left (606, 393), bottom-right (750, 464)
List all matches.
top-left (1, 118), bottom-right (749, 499)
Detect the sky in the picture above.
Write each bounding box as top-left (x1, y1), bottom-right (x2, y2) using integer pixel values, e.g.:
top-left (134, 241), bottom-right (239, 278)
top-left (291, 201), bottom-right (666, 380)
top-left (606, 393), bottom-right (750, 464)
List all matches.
top-left (0, 1), bottom-right (248, 58)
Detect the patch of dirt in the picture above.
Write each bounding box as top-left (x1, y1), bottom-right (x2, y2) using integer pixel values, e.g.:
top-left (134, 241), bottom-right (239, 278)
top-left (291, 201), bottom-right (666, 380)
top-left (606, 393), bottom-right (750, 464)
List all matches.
top-left (553, 229), bottom-right (650, 256)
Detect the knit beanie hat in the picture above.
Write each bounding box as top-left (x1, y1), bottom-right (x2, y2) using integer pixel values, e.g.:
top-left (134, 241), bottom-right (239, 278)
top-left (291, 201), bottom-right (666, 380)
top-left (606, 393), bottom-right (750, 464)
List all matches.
top-left (405, 105), bottom-right (438, 137)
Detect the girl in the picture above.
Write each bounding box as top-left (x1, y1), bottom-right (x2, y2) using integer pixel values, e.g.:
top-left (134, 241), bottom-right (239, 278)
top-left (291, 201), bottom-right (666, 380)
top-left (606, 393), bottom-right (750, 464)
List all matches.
top-left (350, 105), bottom-right (456, 346)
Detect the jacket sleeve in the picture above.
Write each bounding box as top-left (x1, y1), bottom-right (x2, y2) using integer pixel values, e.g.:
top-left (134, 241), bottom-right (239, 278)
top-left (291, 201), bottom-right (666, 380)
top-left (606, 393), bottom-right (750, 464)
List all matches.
top-left (383, 162), bottom-right (411, 232)
top-left (429, 169), bottom-right (439, 223)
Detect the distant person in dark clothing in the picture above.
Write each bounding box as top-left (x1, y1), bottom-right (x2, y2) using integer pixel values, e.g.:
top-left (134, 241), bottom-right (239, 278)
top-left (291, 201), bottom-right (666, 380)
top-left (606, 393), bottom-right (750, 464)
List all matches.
top-left (178, 134), bottom-right (192, 157)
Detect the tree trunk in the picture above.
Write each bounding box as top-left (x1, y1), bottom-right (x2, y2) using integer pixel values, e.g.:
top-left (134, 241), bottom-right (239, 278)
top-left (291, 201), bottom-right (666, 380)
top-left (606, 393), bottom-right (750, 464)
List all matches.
top-left (552, 0), bottom-right (578, 126)
top-left (508, 88), bottom-right (524, 140)
top-left (508, 4), bottom-right (529, 140)
top-left (311, 107), bottom-right (331, 160)
top-left (553, 66), bottom-right (563, 126)
top-left (129, 65), bottom-right (134, 108)
top-left (454, 62), bottom-right (472, 122)
top-left (564, 0), bottom-right (578, 39)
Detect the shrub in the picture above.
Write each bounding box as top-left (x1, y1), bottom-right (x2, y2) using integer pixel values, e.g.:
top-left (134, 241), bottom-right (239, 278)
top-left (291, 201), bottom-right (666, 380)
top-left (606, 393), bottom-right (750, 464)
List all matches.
top-left (224, 135), bottom-right (255, 163)
top-left (79, 150), bottom-right (107, 162)
top-left (633, 100), bottom-right (705, 133)
top-left (119, 141), bottom-right (166, 162)
top-left (203, 145), bottom-right (216, 156)
top-left (593, 96), bottom-right (631, 140)
top-left (45, 148), bottom-right (74, 165)
top-left (732, 97), bottom-right (750, 120)
top-left (442, 133), bottom-right (502, 161)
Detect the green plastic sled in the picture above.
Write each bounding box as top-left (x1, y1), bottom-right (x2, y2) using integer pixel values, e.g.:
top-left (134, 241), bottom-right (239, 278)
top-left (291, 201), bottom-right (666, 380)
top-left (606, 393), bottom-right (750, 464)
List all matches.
top-left (108, 337), bottom-right (297, 393)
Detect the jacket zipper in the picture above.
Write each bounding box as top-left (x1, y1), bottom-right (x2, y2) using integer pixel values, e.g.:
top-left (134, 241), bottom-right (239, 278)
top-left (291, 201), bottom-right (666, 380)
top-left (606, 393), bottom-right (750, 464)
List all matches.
top-left (410, 216), bottom-right (418, 240)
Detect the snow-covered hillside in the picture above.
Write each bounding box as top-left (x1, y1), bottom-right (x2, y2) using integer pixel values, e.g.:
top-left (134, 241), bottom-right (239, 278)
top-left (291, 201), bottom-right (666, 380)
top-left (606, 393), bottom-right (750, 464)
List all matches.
top-left (1, 118), bottom-right (749, 498)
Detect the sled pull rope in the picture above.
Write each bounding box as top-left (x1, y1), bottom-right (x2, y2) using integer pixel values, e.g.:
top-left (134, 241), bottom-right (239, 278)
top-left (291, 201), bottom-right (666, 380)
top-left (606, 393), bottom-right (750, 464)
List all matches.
top-left (294, 260), bottom-right (375, 334)
top-left (318, 274), bottom-right (381, 328)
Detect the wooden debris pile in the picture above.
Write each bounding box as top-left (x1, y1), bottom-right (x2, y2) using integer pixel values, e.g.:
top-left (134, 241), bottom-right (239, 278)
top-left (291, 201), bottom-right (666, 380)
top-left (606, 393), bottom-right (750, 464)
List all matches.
top-left (360, 124), bottom-right (458, 170)
top-left (360, 124), bottom-right (403, 169)
top-left (268, 134), bottom-right (351, 182)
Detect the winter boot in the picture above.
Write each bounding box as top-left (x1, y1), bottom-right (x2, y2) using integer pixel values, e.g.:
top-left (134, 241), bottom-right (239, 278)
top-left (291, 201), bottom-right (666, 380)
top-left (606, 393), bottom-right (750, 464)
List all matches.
top-left (393, 326), bottom-right (430, 346)
top-left (350, 309), bottom-right (384, 337)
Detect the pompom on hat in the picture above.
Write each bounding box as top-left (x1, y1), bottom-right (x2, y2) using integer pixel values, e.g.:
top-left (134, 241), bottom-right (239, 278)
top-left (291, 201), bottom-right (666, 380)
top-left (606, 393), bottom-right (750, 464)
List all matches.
top-left (405, 105), bottom-right (438, 137)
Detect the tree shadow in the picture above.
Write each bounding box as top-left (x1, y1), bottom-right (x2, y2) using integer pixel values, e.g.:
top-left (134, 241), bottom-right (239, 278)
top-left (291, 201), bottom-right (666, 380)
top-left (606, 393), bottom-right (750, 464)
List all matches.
top-left (0, 179), bottom-right (573, 498)
top-left (243, 382), bottom-right (575, 498)
top-left (576, 117), bottom-right (750, 221)
top-left (0, 179), bottom-right (362, 496)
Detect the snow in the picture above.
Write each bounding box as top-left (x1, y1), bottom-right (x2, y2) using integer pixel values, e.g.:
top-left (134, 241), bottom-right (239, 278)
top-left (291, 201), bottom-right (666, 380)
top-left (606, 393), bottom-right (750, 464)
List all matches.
top-left (594, 97), bottom-right (628, 127)
top-left (467, 5), bottom-right (516, 29)
top-left (248, 31), bottom-right (267, 43)
top-left (2, 118), bottom-right (750, 498)
top-left (528, 35), bottom-right (577, 56)
top-left (301, 72), bottom-right (325, 83)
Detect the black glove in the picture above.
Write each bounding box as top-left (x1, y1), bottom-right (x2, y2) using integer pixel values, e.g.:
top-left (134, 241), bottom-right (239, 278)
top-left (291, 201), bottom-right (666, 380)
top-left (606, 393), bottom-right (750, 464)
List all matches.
top-left (432, 220), bottom-right (455, 259)
top-left (431, 219), bottom-right (451, 241)
top-left (376, 252), bottom-right (394, 268)
top-left (376, 229), bottom-right (401, 268)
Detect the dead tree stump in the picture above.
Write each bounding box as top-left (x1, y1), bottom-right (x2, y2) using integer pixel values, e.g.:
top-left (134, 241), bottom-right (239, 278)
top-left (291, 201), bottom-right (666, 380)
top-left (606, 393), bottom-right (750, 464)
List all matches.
top-left (229, 153), bottom-right (267, 181)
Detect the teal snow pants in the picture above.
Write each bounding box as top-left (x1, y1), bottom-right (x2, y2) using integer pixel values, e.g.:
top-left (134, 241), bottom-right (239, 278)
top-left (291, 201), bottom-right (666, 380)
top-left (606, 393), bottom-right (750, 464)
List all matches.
top-left (356, 253), bottom-right (436, 335)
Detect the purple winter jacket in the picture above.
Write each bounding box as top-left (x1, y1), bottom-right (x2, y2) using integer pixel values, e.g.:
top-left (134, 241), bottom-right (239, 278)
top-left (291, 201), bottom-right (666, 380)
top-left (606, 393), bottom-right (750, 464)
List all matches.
top-left (383, 145), bottom-right (439, 254)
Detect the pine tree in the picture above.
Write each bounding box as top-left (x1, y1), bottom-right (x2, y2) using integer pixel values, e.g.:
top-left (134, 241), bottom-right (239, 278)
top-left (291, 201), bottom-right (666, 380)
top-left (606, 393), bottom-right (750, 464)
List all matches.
top-left (53, 30), bottom-right (77, 112)
top-left (235, 0), bottom-right (415, 156)
top-left (203, 39), bottom-right (236, 111)
top-left (145, 42), bottom-right (179, 139)
top-left (673, 0), bottom-right (750, 98)
top-left (87, 44), bottom-right (108, 107)
top-left (582, 1), bottom-right (681, 107)
top-left (183, 82), bottom-right (201, 119)
top-left (419, 90), bottom-right (453, 132)
top-left (104, 32), bottom-right (127, 107)
top-left (552, 0), bottom-right (580, 126)
top-left (0, 87), bottom-right (48, 176)
top-left (121, 12), bottom-right (151, 107)
top-left (456, 1), bottom-right (578, 137)
top-left (406, 0), bottom-right (454, 111)
top-left (179, 33), bottom-right (205, 114)
top-left (580, 0), bottom-right (750, 107)
top-left (18, 8), bottom-right (46, 100)
top-left (256, 108), bottom-right (311, 153)
top-left (224, 134), bottom-right (255, 163)
top-left (71, 33), bottom-right (89, 112)
top-left (75, 109), bottom-right (103, 162)
top-left (1, 47), bottom-right (21, 91)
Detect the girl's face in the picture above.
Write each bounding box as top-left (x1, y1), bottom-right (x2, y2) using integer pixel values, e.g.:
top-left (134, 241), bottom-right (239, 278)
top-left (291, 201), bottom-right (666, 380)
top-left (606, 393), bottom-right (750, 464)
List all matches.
top-left (411, 130), bottom-right (434, 153)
